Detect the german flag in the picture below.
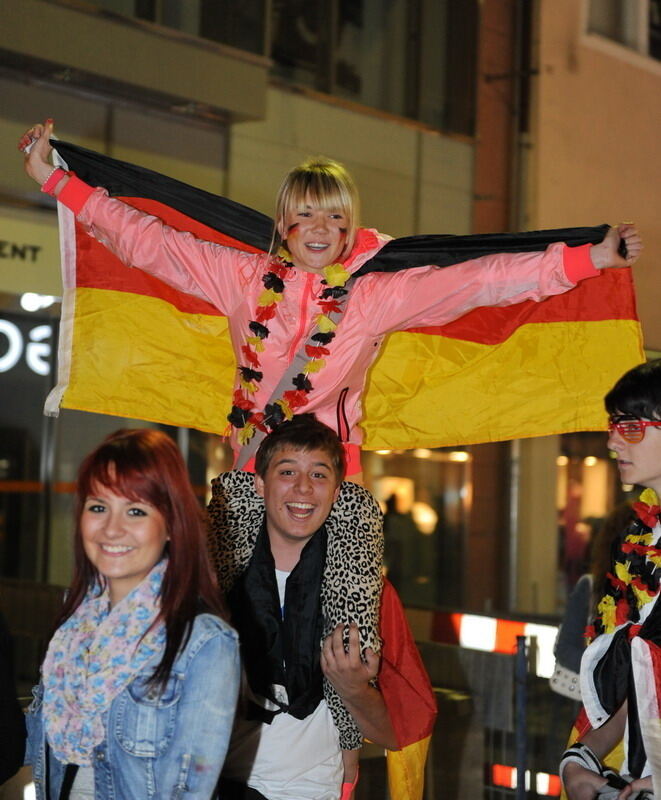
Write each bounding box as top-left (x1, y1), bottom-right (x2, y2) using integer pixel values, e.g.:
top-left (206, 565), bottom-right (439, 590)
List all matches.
top-left (560, 708), bottom-right (624, 800)
top-left (361, 264), bottom-right (641, 449)
top-left (46, 142), bottom-right (643, 449)
top-left (379, 579), bottom-right (437, 800)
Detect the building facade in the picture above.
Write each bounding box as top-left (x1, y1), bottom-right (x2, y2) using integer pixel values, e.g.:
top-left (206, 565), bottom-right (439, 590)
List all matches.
top-left (0, 0), bottom-right (659, 644)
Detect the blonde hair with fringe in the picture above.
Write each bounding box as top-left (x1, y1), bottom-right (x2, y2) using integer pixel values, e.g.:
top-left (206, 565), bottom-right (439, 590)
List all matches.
top-left (274, 156), bottom-right (359, 255)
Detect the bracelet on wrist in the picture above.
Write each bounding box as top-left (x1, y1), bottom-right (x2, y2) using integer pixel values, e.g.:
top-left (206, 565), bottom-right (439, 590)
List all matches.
top-left (40, 167), bottom-right (69, 197)
top-left (39, 166), bottom-right (59, 190)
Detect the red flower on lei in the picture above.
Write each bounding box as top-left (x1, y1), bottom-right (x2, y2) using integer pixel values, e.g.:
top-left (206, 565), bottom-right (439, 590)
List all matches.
top-left (633, 500), bottom-right (661, 529)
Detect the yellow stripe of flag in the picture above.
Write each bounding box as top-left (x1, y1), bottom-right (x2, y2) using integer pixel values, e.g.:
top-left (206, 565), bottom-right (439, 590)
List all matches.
top-left (362, 319), bottom-right (643, 450)
top-left (63, 288), bottom-right (234, 432)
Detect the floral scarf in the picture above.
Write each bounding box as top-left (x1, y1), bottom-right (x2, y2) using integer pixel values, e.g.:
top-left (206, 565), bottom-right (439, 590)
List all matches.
top-left (41, 559), bottom-right (167, 765)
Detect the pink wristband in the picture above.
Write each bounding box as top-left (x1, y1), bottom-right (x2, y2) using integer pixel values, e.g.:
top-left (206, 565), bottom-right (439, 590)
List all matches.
top-left (40, 167), bottom-right (68, 196)
top-left (563, 243), bottom-right (599, 283)
top-left (340, 766), bottom-right (359, 800)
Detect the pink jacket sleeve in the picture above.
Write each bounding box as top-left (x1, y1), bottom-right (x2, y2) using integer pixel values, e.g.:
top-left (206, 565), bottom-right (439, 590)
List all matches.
top-left (358, 242), bottom-right (599, 336)
top-left (57, 175), bottom-right (259, 315)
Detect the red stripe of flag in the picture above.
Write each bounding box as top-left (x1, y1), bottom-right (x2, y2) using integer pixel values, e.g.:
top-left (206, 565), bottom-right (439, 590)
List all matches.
top-left (75, 227), bottom-right (224, 316)
top-left (75, 196), bottom-right (268, 317)
top-left (407, 268), bottom-right (637, 345)
top-left (75, 194), bottom-right (637, 348)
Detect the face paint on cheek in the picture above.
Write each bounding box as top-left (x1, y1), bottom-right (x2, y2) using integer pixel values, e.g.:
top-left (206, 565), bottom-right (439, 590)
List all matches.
top-left (287, 223), bottom-right (300, 236)
top-left (338, 228), bottom-right (348, 256)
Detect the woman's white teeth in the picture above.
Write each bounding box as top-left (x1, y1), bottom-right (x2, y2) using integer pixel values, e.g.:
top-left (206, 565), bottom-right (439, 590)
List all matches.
top-left (307, 243), bottom-right (328, 250)
top-left (101, 544), bottom-right (133, 553)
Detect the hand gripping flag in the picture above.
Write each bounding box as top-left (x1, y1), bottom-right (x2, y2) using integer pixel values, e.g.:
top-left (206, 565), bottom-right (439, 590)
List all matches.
top-left (46, 141), bottom-right (644, 449)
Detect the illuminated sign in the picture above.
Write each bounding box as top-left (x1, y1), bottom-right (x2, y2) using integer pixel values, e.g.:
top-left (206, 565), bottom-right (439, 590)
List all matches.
top-left (0, 318), bottom-right (52, 376)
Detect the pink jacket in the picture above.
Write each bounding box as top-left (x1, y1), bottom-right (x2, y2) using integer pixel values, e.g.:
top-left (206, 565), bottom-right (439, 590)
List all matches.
top-left (58, 176), bottom-right (599, 457)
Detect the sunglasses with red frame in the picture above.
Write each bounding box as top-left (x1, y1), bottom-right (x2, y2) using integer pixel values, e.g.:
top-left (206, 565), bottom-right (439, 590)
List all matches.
top-left (608, 415), bottom-right (661, 443)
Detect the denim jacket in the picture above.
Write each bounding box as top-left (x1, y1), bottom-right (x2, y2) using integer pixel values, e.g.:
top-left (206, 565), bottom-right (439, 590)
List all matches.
top-left (25, 613), bottom-right (240, 799)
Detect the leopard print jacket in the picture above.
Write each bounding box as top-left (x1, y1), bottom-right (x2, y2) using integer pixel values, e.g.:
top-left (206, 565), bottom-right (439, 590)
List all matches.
top-left (207, 470), bottom-right (384, 750)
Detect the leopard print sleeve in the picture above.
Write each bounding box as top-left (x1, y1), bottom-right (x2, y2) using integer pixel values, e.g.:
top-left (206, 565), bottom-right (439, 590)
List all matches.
top-left (322, 481), bottom-right (384, 750)
top-left (207, 471), bottom-right (264, 594)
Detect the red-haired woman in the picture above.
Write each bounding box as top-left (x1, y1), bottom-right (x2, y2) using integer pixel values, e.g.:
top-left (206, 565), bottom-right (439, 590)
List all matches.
top-left (24, 429), bottom-right (240, 800)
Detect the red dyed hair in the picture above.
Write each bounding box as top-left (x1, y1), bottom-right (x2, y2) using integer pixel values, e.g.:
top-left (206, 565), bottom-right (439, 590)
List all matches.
top-left (56, 428), bottom-right (226, 686)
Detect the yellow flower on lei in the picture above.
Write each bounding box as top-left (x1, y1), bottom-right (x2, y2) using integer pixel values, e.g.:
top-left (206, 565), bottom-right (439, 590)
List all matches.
top-left (247, 336), bottom-right (265, 352)
top-left (628, 532), bottom-right (654, 545)
top-left (615, 561), bottom-right (633, 584)
top-left (240, 379), bottom-right (258, 394)
top-left (316, 314), bottom-right (337, 334)
top-left (275, 399), bottom-right (294, 420)
top-left (304, 359), bottom-right (326, 374)
top-left (238, 423), bottom-right (255, 445)
top-left (258, 288), bottom-right (283, 306)
top-left (640, 488), bottom-right (660, 506)
top-left (323, 263), bottom-right (350, 288)
top-left (597, 595), bottom-right (617, 633)
top-left (632, 582), bottom-right (656, 609)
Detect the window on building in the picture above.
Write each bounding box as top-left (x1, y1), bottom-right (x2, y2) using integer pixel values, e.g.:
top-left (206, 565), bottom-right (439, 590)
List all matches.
top-left (588, 0), bottom-right (661, 60)
top-left (271, 0), bottom-right (478, 135)
top-left (555, 431), bottom-right (632, 608)
top-left (90, 0), bottom-right (269, 55)
top-left (651, 0), bottom-right (661, 58)
top-left (362, 446), bottom-right (472, 609)
top-left (588, 0), bottom-right (631, 45)
top-left (85, 0), bottom-right (478, 135)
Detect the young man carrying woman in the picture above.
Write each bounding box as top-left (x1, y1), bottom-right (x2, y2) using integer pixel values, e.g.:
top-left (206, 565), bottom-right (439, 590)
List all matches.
top-left (19, 121), bottom-right (642, 479)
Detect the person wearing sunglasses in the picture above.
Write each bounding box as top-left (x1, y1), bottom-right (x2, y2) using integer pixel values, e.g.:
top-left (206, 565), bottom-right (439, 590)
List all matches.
top-left (561, 359), bottom-right (661, 800)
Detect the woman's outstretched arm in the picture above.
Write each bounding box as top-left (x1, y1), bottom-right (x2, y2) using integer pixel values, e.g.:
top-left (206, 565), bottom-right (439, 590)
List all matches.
top-left (361, 225), bottom-right (642, 337)
top-left (18, 120), bottom-right (256, 312)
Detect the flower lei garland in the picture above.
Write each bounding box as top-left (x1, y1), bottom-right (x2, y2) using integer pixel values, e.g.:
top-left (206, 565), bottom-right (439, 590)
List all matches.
top-left (587, 488), bottom-right (661, 640)
top-left (227, 248), bottom-right (351, 445)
